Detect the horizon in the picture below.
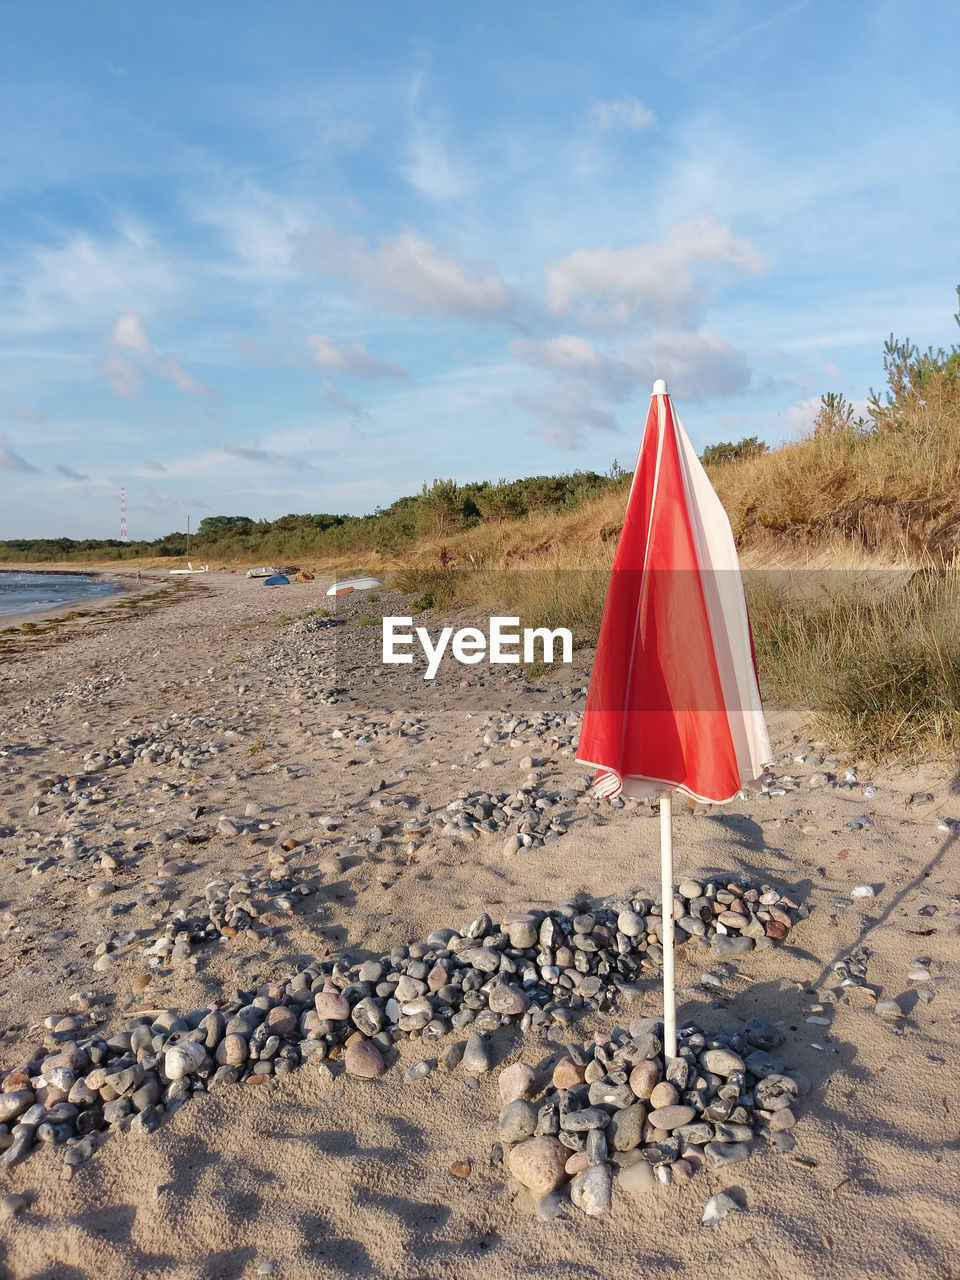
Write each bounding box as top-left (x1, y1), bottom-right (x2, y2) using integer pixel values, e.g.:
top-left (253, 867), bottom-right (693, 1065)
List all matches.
top-left (1, 0), bottom-right (958, 539)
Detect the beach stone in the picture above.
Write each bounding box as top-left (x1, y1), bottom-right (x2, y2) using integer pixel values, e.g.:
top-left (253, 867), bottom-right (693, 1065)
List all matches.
top-left (704, 1141), bottom-right (751, 1168)
top-left (617, 910), bottom-right (643, 937)
top-left (487, 983), bottom-right (530, 1016)
top-left (711, 936), bottom-right (754, 957)
top-left (463, 1033), bottom-right (493, 1074)
top-left (553, 1058), bottom-right (587, 1090)
top-left (629, 1060), bottom-right (659, 1100)
top-left (441, 1042), bottom-right (466, 1072)
top-left (678, 880), bottom-right (703, 899)
top-left (648, 1105), bottom-right (696, 1131)
top-left (703, 1049), bottom-right (745, 1077)
top-left (351, 998), bottom-right (386, 1037)
top-left (163, 1042), bottom-right (205, 1081)
top-left (215, 1034), bottom-right (248, 1067)
top-left (608, 1104), bottom-right (645, 1152)
top-left (506, 917), bottom-right (538, 949)
top-left (565, 1151), bottom-right (590, 1176)
top-left (875, 998), bottom-right (905, 1021)
top-left (570, 1163), bottom-right (612, 1217)
top-left (314, 991), bottom-right (350, 1021)
top-left (649, 1082), bottom-right (679, 1109)
top-left (0, 1092), bottom-right (34, 1125)
top-left (344, 1040), bottom-right (385, 1079)
top-left (561, 1107), bottom-right (611, 1132)
top-left (769, 1107), bottom-right (796, 1132)
top-left (266, 1006), bottom-right (297, 1036)
top-left (618, 1159), bottom-right (656, 1195)
top-left (507, 1137), bottom-right (568, 1195)
top-left (499, 1062), bottom-right (537, 1104)
top-left (0, 1194), bottom-right (28, 1218)
top-left (499, 1100), bottom-right (538, 1143)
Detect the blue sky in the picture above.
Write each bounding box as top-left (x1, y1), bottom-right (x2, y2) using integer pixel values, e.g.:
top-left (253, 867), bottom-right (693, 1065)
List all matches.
top-left (1, 0), bottom-right (957, 539)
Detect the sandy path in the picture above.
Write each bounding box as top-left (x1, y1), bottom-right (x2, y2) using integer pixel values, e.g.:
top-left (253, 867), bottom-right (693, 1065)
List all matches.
top-left (0, 573), bottom-right (956, 1280)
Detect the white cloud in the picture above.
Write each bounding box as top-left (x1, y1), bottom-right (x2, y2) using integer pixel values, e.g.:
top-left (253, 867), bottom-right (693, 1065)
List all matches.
top-left (627, 329), bottom-right (751, 400)
top-left (5, 219), bottom-right (178, 335)
top-left (544, 215), bottom-right (767, 327)
top-left (322, 380), bottom-right (371, 423)
top-left (190, 178), bottom-right (308, 279)
top-left (306, 334), bottom-right (407, 379)
top-left (402, 128), bottom-right (469, 201)
top-left (141, 459), bottom-right (167, 474)
top-left (111, 312), bottom-right (154, 356)
top-left (103, 313), bottom-right (210, 397)
top-left (157, 356), bottom-right (208, 395)
top-left (516, 387), bottom-right (620, 449)
top-left (587, 97), bottom-right (656, 133)
top-left (512, 327), bottom-right (751, 402)
top-left (310, 227), bottom-right (511, 320)
top-left (510, 334), bottom-right (637, 401)
top-left (400, 71), bottom-right (471, 200)
top-left (100, 353), bottom-right (143, 398)
top-left (0, 433), bottom-right (38, 473)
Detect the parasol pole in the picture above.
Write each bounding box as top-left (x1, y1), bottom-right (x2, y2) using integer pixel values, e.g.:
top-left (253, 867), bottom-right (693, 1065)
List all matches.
top-left (660, 789), bottom-right (677, 1061)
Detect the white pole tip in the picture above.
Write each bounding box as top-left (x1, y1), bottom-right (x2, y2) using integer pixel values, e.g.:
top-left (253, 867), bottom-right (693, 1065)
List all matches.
top-left (652, 379), bottom-right (668, 395)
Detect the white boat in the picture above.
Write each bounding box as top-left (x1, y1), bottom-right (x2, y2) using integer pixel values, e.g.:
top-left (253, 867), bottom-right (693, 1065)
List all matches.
top-left (325, 575), bottom-right (383, 596)
top-left (246, 566), bottom-right (281, 579)
top-left (168, 562), bottom-right (209, 575)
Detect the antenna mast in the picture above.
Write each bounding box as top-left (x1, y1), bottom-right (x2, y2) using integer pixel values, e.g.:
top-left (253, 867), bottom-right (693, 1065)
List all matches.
top-left (120, 488), bottom-right (128, 542)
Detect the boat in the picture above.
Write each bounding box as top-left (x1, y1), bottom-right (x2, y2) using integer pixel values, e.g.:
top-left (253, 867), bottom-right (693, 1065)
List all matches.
top-left (246, 566), bottom-right (280, 579)
top-left (168, 563), bottom-right (209, 575)
top-left (263, 574), bottom-right (290, 587)
top-left (325, 575), bottom-right (383, 597)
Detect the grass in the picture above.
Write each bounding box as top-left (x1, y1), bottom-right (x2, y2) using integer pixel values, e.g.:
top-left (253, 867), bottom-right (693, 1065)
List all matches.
top-left (746, 568), bottom-right (960, 760)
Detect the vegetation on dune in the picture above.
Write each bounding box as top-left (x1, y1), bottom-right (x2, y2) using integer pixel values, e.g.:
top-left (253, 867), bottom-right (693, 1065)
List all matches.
top-left (0, 470), bottom-right (627, 565)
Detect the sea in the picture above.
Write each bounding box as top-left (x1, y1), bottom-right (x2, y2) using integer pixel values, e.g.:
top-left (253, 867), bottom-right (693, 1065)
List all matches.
top-left (0, 571), bottom-right (121, 618)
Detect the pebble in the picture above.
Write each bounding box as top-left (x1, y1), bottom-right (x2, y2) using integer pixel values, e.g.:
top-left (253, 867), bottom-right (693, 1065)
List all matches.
top-left (617, 1159), bottom-right (655, 1195)
top-left (463, 1032), bottom-right (493, 1075)
top-left (702, 1191), bottom-right (740, 1225)
top-left (499, 1100), bottom-right (538, 1143)
top-left (344, 1040), bottom-right (386, 1079)
top-left (508, 1137), bottom-right (568, 1195)
top-left (704, 1141), bottom-right (751, 1168)
top-left (569, 1163), bottom-right (612, 1217)
top-left (1, 1194), bottom-right (28, 1218)
top-left (647, 1105), bottom-right (696, 1131)
top-left (499, 1062), bottom-right (537, 1104)
top-left (648, 1082), bottom-right (679, 1109)
top-left (875, 998), bottom-right (905, 1021)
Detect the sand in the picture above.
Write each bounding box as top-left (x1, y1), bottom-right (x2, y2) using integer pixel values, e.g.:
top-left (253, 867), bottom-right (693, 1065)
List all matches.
top-left (0, 571), bottom-right (957, 1280)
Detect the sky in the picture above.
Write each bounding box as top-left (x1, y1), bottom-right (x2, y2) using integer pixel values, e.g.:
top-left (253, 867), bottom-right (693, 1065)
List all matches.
top-left (1, 0), bottom-right (958, 540)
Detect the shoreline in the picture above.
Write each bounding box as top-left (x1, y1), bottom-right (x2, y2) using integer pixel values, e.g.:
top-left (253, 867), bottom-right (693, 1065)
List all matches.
top-left (0, 568), bottom-right (168, 631)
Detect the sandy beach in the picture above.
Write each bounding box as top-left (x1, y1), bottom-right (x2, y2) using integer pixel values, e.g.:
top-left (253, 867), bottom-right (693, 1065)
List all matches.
top-left (0, 572), bottom-right (957, 1280)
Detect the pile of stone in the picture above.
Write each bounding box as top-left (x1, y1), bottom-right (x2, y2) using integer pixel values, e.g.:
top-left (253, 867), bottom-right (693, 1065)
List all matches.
top-left (142, 871), bottom-right (316, 961)
top-left (498, 1015), bottom-right (808, 1218)
top-left (0, 884), bottom-right (806, 1172)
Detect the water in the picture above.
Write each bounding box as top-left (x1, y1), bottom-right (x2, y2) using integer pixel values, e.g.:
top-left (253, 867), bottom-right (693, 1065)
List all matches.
top-left (0, 571), bottom-right (121, 618)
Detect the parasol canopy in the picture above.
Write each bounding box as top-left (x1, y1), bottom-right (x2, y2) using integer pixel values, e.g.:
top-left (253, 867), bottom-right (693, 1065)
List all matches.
top-left (577, 380), bottom-right (772, 804)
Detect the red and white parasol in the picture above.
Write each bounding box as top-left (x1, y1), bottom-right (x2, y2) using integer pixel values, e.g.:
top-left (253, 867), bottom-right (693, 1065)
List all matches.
top-left (577, 379), bottom-right (772, 1057)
